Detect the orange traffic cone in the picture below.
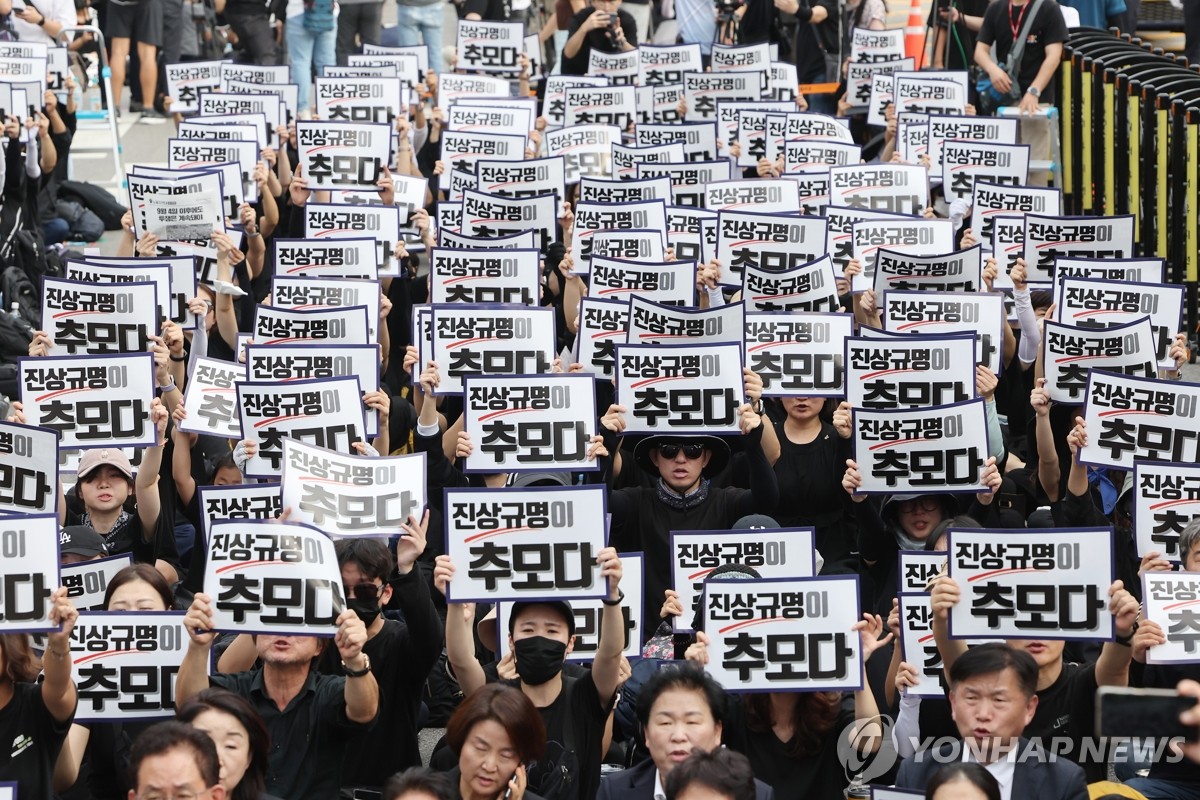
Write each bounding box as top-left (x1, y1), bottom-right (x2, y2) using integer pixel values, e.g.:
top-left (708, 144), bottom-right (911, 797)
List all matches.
top-left (904, 0), bottom-right (930, 66)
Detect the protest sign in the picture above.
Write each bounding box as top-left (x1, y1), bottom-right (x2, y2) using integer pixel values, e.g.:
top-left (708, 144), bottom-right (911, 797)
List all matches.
top-left (1055, 256), bottom-right (1165, 286)
top-left (636, 84), bottom-right (686, 125)
top-left (615, 341), bottom-right (744, 435)
top-left (940, 141), bottom-right (1030, 203)
top-left (541, 75), bottom-right (608, 129)
top-left (439, 229), bottom-right (538, 250)
top-left (744, 311), bottom-right (851, 397)
top-left (896, 114), bottom-right (928, 164)
top-left (711, 42), bottom-right (771, 76)
top-left (1055, 277), bottom-right (1184, 370)
top-left (575, 297), bottom-right (629, 379)
top-left (304, 202), bottom-right (401, 278)
top-left (127, 170), bottom-right (227, 240)
top-left (846, 334), bottom-right (976, 410)
top-left (736, 109), bottom-right (770, 167)
top-left (178, 357), bottom-right (246, 440)
top-left (69, 611), bottom-right (188, 722)
top-left (497, 553), bottom-right (644, 663)
top-left (671, 528), bottom-right (817, 632)
top-left (666, 206), bottom-right (718, 264)
top-left (637, 121), bottom-right (720, 161)
top-left (281, 439), bottom-right (424, 536)
top-left (0, 513), bottom-right (58, 633)
top-left (220, 63), bottom-right (290, 87)
top-left (461, 189), bottom-right (559, 252)
top-left (849, 27), bottom-right (905, 62)
top-left (784, 140), bottom-right (862, 174)
top-left (135, 159), bottom-right (246, 218)
top-left (741, 255), bottom-right (840, 314)
top-left (579, 176), bottom-right (672, 204)
top-left (704, 179), bottom-right (799, 212)
top-left (899, 550), bottom-right (946, 594)
top-left (198, 483), bottom-right (283, 542)
top-left (197, 92), bottom-right (282, 145)
top-left (626, 296), bottom-right (744, 345)
top-left (786, 170), bottom-right (832, 217)
top-left (545, 124), bottom-right (621, 184)
top-left (715, 100), bottom-right (791, 148)
top-left (236, 376), bottom-right (367, 478)
top-left (845, 59), bottom-right (914, 110)
top-left (851, 219), bottom-right (955, 291)
top-left (253, 305), bottom-right (372, 347)
top-left (271, 277), bottom-right (379, 341)
top-left (477, 156), bottom-right (567, 199)
top-left (852, 398), bottom-right (990, 494)
top-left (455, 19), bottom-right (524, 73)
top-left (443, 485), bottom-right (609, 602)
top-left (166, 60), bottom-right (223, 113)
top-left (145, 193), bottom-right (225, 242)
top-left (429, 247), bottom-right (540, 306)
top-left (180, 116), bottom-right (266, 150)
top-left (62, 554), bottom-right (134, 611)
top-left (766, 61), bottom-right (798, 102)
top-left (829, 164), bottom-right (929, 216)
top-left (583, 44), bottom-right (637, 84)
top-left (588, 256), bottom-right (696, 306)
top-left (64, 260), bottom-right (182, 332)
top-left (1133, 461), bottom-right (1200, 561)
top-left (683, 71), bottom-right (759, 121)
top-left (572, 199), bottom-right (667, 275)
top-left (872, 245), bottom-right (982, 295)
top-left (1080, 371), bottom-right (1200, 469)
top-left (1042, 317), bottom-right (1157, 404)
top-left (41, 278), bottom-right (158, 356)
top-left (296, 120), bottom-right (390, 190)
top-left (165, 140), bottom-right (257, 209)
top-left (898, 593), bottom-right (947, 698)
top-left (447, 104), bottom-right (534, 138)
top-left (0, 420), bottom-right (57, 516)
top-left (893, 75), bottom-right (968, 115)
top-left (639, 44), bottom-right (703, 85)
top-left (1022, 214), bottom-right (1137, 284)
top-left (274, 238), bottom-right (379, 280)
top-left (715, 211), bottom-right (828, 287)
top-left (462, 373), bottom-right (597, 473)
top-left (246, 343), bottom-right (380, 436)
top-left (20, 353), bottom-right (156, 449)
top-left (205, 519), bottom-right (345, 634)
top-left (926, 116), bottom-right (1019, 174)
top-left (428, 305), bottom-right (556, 395)
top-left (436, 73), bottom-right (510, 108)
top-left (1142, 572), bottom-right (1200, 664)
top-left (880, 291), bottom-right (1005, 375)
top-left (565, 85), bottom-right (636, 129)
top-left (440, 129), bottom-right (525, 176)
top-left (224, 79), bottom-right (300, 124)
top-left (702, 576), bottom-right (863, 691)
top-left (866, 73), bottom-right (895, 127)
top-left (969, 182), bottom-right (1061, 251)
top-left (947, 528), bottom-right (1115, 641)
top-left (637, 161), bottom-right (734, 208)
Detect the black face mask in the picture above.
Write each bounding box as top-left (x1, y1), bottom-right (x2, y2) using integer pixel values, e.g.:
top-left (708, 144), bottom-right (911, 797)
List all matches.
top-left (347, 596), bottom-right (381, 628)
top-left (513, 636), bottom-right (567, 686)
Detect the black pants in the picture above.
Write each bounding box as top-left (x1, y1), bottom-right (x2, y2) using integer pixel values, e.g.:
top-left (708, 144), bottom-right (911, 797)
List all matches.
top-left (229, 12), bottom-right (280, 64)
top-left (335, 1), bottom-right (383, 64)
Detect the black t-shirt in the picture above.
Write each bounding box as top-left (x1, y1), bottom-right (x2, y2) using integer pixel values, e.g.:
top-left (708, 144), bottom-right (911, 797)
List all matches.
top-left (771, 421), bottom-right (856, 566)
top-left (0, 683), bottom-right (74, 800)
top-left (460, 0), bottom-right (510, 21)
top-left (976, 0), bottom-right (1068, 105)
top-left (926, 0), bottom-right (989, 69)
top-left (1025, 660), bottom-right (1102, 780)
top-left (560, 7), bottom-right (638, 76)
top-left (65, 496), bottom-right (179, 574)
top-left (82, 721), bottom-right (157, 800)
top-left (502, 673), bottom-right (614, 800)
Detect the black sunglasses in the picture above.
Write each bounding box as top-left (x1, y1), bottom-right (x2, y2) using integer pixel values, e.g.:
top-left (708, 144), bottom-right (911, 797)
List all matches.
top-left (658, 443), bottom-right (706, 460)
top-left (345, 582), bottom-right (382, 601)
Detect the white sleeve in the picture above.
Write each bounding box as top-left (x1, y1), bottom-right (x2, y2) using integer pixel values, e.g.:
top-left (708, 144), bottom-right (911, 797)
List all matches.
top-left (1014, 287), bottom-right (1040, 365)
top-left (23, 137), bottom-right (39, 179)
top-left (892, 693), bottom-right (924, 759)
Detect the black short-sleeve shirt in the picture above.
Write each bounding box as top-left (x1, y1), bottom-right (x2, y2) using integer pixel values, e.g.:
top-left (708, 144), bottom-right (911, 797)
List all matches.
top-left (560, 7), bottom-right (638, 76)
top-left (977, 0), bottom-right (1068, 104)
top-left (211, 667), bottom-right (373, 800)
top-left (0, 682), bottom-right (74, 800)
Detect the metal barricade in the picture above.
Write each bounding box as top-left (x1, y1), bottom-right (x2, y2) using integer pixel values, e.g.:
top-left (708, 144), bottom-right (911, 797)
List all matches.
top-left (56, 24), bottom-right (124, 190)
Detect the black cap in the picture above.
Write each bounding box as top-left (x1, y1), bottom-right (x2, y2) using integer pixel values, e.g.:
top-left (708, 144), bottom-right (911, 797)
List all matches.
top-left (59, 526), bottom-right (107, 558)
top-left (509, 600), bottom-right (576, 637)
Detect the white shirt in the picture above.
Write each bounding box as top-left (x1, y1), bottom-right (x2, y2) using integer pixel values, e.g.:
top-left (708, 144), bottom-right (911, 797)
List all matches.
top-left (654, 769), bottom-right (667, 800)
top-left (963, 744), bottom-right (1017, 800)
top-left (12, 0), bottom-right (74, 45)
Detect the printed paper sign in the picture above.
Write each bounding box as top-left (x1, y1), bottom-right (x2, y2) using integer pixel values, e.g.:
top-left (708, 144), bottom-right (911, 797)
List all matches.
top-left (69, 611), bottom-right (188, 721)
top-left (436, 73), bottom-right (510, 108)
top-left (1055, 256), bottom-right (1164, 286)
top-left (178, 357), bottom-right (246, 440)
top-left (0, 513), bottom-right (59, 633)
top-left (566, 85), bottom-right (636, 129)
top-left (704, 179), bottom-right (799, 212)
top-left (20, 353), bottom-right (157, 449)
top-left (444, 485), bottom-right (609, 602)
top-left (671, 528), bottom-right (817, 632)
top-left (274, 238), bottom-right (379, 280)
top-left (702, 576), bottom-right (863, 692)
top-left (741, 255), bottom-right (840, 314)
top-left (850, 27), bottom-right (905, 63)
top-left (253, 305), bottom-right (372, 347)
top-left (639, 161), bottom-right (733, 208)
top-left (1022, 214), bottom-right (1136, 284)
top-left (898, 592), bottom-right (946, 698)
top-left (429, 305), bottom-right (556, 395)
top-left (0, 420), bottom-right (58, 516)
top-left (455, 19), bottom-right (524, 74)
top-left (545, 124), bottom-right (621, 184)
top-left (846, 59), bottom-right (914, 110)
top-left (62, 554), bottom-right (134, 611)
top-left (784, 140), bottom-right (862, 175)
top-left (476, 156), bottom-right (566, 199)
top-left (462, 374), bottom-right (598, 473)
top-left (940, 141), bottom-right (1030, 203)
top-left (127, 170), bottom-right (227, 240)
top-left (899, 550), bottom-right (946, 594)
top-left (1133, 461), bottom-right (1200, 561)
top-left (926, 116), bottom-right (1019, 174)
top-left (851, 219), bottom-right (955, 292)
top-left (236, 376), bottom-right (367, 478)
top-left (666, 206), bottom-right (718, 264)
top-left (637, 121), bottom-right (720, 161)
top-left (893, 75), bottom-right (968, 116)
top-left (166, 60), bottom-right (223, 113)
top-left (541, 75), bottom-right (608, 129)
top-left (615, 341), bottom-right (744, 435)
top-left (1042, 317), bottom-right (1157, 404)
top-left (846, 335), bottom-right (976, 410)
top-left (969, 182), bottom-right (1061, 250)
top-left (744, 312), bottom-right (852, 397)
top-left (64, 260), bottom-right (184, 332)
top-left (205, 519), bottom-right (345, 635)
top-left (852, 398), bottom-right (990, 494)
top-left (588, 256), bottom-right (696, 306)
top-left (461, 189), bottom-right (559, 252)
top-left (1142, 572), bottom-right (1200, 664)
top-left (281, 439), bottom-right (425, 536)
top-left (872, 245), bottom-right (982, 295)
top-left (1055, 277), bottom-right (1184, 370)
top-left (880, 291), bottom-right (1005, 375)
top-left (829, 164), bottom-right (930, 217)
top-left (626, 296), bottom-right (744, 345)
top-left (575, 297), bottom-right (629, 379)
top-left (579, 176), bottom-right (672, 205)
top-left (683, 71), bottom-right (759, 121)
top-left (145, 193), bottom-right (225, 242)
top-left (296, 120), bottom-right (390, 190)
top-left (573, 199), bottom-right (667, 275)
top-left (639, 44), bottom-right (704, 85)
top-left (947, 528), bottom-right (1115, 641)
top-left (589, 230), bottom-right (667, 265)
top-left (715, 211), bottom-right (828, 287)
top-left (41, 278), bottom-right (158, 356)
top-left (198, 483), bottom-right (283, 542)
top-left (440, 129), bottom-right (525, 176)
top-left (305, 201), bottom-right (401, 278)
top-left (271, 277), bottom-right (379, 342)
top-left (429, 247), bottom-right (540, 306)
top-left (1080, 371), bottom-right (1200, 470)
top-left (246, 343), bottom-right (380, 436)
top-left (166, 140), bottom-right (257, 209)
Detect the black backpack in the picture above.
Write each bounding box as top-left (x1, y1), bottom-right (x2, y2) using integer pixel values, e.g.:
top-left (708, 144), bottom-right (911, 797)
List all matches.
top-left (0, 265), bottom-right (39, 330)
top-left (57, 180), bottom-right (128, 231)
top-left (0, 313), bottom-right (32, 366)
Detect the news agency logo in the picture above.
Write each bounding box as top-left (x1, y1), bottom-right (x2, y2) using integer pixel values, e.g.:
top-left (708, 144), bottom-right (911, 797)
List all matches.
top-left (836, 715), bottom-right (898, 783)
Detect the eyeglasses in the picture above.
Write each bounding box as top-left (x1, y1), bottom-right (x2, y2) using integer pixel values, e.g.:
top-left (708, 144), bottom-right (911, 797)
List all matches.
top-left (344, 582), bottom-right (383, 601)
top-left (658, 443), bottom-right (706, 460)
top-left (897, 498), bottom-right (941, 514)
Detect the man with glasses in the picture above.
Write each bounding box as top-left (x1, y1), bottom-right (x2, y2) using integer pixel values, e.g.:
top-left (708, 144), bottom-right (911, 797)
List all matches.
top-left (321, 515), bottom-right (444, 795)
top-left (560, 0), bottom-right (637, 75)
top-left (128, 720), bottom-right (227, 800)
top-left (599, 371), bottom-right (780, 641)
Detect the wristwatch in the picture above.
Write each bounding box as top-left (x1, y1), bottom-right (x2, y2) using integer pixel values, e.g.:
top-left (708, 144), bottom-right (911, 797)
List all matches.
top-left (1026, 86), bottom-right (1041, 98)
top-left (342, 654), bottom-right (372, 677)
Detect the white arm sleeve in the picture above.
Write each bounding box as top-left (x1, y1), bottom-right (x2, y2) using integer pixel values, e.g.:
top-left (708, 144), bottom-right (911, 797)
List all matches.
top-left (1014, 287), bottom-right (1040, 365)
top-left (892, 693), bottom-right (924, 759)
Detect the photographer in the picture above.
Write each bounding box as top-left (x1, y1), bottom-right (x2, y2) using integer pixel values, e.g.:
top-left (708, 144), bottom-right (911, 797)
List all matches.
top-left (560, 0), bottom-right (637, 75)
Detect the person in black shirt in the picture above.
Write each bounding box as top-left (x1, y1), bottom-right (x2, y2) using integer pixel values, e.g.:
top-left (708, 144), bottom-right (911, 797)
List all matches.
top-left (560, 0), bottom-right (637, 76)
top-left (0, 591), bottom-right (80, 800)
top-left (930, 0), bottom-right (990, 71)
top-left (974, 0), bottom-right (1068, 111)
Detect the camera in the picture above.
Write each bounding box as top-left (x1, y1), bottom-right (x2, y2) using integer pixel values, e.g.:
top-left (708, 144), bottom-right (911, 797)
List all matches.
top-left (716, 0), bottom-right (741, 23)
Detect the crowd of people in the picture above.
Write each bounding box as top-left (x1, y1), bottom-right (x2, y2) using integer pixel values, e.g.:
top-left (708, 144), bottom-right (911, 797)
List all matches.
top-left (0, 0), bottom-right (1199, 799)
